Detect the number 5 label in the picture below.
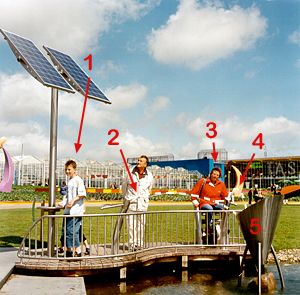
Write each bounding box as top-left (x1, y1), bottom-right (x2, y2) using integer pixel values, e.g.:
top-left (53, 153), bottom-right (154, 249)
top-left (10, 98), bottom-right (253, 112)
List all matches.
top-left (250, 218), bottom-right (261, 235)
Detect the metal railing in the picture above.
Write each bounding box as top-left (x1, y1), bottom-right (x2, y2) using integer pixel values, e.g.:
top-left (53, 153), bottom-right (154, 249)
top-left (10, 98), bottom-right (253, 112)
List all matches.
top-left (18, 209), bottom-right (245, 261)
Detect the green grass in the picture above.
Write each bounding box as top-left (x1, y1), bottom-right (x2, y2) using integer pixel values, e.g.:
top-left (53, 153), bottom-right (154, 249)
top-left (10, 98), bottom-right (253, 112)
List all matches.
top-left (0, 205), bottom-right (299, 251)
top-left (0, 208), bottom-right (33, 247)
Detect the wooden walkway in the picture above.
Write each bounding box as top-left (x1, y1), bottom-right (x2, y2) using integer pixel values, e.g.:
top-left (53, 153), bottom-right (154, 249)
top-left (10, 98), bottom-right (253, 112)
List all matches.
top-left (15, 245), bottom-right (250, 277)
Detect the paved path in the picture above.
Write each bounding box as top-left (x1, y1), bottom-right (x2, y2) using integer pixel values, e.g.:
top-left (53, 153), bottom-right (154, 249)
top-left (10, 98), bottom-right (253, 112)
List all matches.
top-left (0, 275), bottom-right (86, 294)
top-left (0, 248), bottom-right (86, 294)
top-left (0, 248), bottom-right (18, 289)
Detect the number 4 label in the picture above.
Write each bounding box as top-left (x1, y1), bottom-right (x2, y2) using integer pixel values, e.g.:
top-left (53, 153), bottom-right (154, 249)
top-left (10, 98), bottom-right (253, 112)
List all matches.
top-left (252, 133), bottom-right (265, 149)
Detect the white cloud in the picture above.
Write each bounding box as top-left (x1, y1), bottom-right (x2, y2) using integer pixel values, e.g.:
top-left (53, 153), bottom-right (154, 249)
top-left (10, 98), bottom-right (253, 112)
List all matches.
top-left (105, 83), bottom-right (148, 110)
top-left (0, 72), bottom-right (50, 122)
top-left (58, 83), bottom-right (148, 129)
top-left (199, 136), bottom-right (224, 150)
top-left (85, 130), bottom-right (173, 162)
top-left (98, 61), bottom-right (124, 77)
top-left (252, 56), bottom-right (266, 62)
top-left (295, 59), bottom-right (300, 68)
top-left (151, 96), bottom-right (171, 112)
top-left (0, 69), bottom-right (148, 128)
top-left (147, 0), bottom-right (268, 70)
top-left (288, 28), bottom-right (300, 45)
top-left (226, 148), bottom-right (243, 160)
top-left (0, 69), bottom-right (153, 160)
top-left (244, 71), bottom-right (256, 79)
top-left (1, 120), bottom-right (49, 157)
top-left (0, 0), bottom-right (161, 58)
top-left (186, 117), bottom-right (207, 138)
top-left (177, 142), bottom-right (199, 159)
top-left (181, 115), bottom-right (300, 159)
top-left (144, 96), bottom-right (171, 119)
top-left (218, 116), bottom-right (300, 143)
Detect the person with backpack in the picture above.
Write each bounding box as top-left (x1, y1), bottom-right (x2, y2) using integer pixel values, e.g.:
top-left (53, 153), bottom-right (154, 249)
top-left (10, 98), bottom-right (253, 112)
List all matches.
top-left (191, 167), bottom-right (228, 232)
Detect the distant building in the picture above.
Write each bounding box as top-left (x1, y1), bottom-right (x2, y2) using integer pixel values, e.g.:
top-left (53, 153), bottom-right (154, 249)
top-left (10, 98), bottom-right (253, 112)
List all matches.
top-left (227, 156), bottom-right (300, 189)
top-left (198, 148), bottom-right (228, 163)
top-left (127, 154), bottom-right (174, 164)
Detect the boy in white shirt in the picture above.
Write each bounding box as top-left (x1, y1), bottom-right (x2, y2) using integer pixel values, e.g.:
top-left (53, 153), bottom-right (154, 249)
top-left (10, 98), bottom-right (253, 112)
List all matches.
top-left (63, 160), bottom-right (86, 257)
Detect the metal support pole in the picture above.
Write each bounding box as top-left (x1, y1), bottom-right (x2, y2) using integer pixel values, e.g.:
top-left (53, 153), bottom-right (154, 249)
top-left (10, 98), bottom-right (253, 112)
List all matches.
top-left (49, 87), bottom-right (58, 206)
top-left (271, 245), bottom-right (285, 290)
top-left (258, 242), bottom-right (262, 295)
top-left (238, 246), bottom-right (248, 287)
top-left (193, 206), bottom-right (202, 245)
top-left (47, 88), bottom-right (59, 257)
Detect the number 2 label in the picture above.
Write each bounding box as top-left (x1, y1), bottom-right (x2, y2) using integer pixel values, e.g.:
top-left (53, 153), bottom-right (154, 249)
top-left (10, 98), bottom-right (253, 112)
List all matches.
top-left (108, 129), bottom-right (119, 145)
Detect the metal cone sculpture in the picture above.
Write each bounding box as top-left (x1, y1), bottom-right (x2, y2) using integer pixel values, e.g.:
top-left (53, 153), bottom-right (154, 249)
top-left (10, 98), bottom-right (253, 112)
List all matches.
top-left (237, 195), bottom-right (284, 265)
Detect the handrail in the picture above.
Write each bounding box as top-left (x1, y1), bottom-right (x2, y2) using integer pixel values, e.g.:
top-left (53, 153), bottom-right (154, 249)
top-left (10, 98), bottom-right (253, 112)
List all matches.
top-left (18, 209), bottom-right (245, 261)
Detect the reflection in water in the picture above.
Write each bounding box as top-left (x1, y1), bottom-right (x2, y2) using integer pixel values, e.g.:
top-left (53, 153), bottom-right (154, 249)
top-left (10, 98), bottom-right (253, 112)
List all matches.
top-left (85, 263), bottom-right (300, 295)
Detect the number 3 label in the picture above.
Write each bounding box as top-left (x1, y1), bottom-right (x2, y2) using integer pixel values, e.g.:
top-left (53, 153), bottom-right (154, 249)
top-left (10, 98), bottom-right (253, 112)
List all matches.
top-left (250, 218), bottom-right (261, 235)
top-left (206, 122), bottom-right (217, 138)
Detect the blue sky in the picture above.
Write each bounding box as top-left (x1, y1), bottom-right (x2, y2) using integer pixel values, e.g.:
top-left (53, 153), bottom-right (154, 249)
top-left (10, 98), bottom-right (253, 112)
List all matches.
top-left (0, 0), bottom-right (300, 164)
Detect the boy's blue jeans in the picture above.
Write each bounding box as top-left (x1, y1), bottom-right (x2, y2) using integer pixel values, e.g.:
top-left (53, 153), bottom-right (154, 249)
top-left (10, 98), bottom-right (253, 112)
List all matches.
top-left (201, 204), bottom-right (223, 227)
top-left (61, 217), bottom-right (82, 249)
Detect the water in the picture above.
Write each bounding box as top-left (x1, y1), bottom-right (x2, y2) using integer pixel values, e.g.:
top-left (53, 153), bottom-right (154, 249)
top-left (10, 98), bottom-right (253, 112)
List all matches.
top-left (85, 263), bottom-right (300, 294)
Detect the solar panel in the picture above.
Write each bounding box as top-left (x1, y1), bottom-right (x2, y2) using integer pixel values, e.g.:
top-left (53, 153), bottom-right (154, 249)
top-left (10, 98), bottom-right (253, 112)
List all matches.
top-left (43, 46), bottom-right (111, 104)
top-left (0, 29), bottom-right (75, 93)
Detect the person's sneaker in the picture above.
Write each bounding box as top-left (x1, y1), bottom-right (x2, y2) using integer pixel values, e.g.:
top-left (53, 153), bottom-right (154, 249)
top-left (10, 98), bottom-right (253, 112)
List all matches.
top-left (84, 248), bottom-right (90, 255)
top-left (66, 251), bottom-right (73, 257)
top-left (74, 252), bottom-right (82, 257)
top-left (58, 248), bottom-right (64, 254)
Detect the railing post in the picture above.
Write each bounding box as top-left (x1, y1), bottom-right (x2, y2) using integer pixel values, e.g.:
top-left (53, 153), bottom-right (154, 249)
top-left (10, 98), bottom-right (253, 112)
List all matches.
top-left (40, 200), bottom-right (45, 241)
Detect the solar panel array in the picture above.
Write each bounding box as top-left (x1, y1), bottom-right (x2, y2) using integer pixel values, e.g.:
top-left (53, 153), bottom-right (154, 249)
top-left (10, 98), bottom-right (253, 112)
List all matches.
top-left (43, 46), bottom-right (111, 104)
top-left (0, 29), bottom-right (74, 93)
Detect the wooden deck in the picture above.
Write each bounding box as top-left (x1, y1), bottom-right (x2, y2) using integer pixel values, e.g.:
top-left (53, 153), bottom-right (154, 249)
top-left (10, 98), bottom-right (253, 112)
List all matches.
top-left (14, 245), bottom-right (250, 277)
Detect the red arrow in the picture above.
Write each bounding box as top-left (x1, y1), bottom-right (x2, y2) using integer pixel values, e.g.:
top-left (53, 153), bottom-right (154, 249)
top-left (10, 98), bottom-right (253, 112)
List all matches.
top-left (120, 149), bottom-right (137, 192)
top-left (239, 153), bottom-right (256, 185)
top-left (74, 77), bottom-right (91, 153)
top-left (211, 142), bottom-right (218, 162)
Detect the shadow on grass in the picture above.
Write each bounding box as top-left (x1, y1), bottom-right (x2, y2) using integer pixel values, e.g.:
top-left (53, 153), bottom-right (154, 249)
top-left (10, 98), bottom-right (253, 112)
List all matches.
top-left (0, 236), bottom-right (23, 247)
top-left (0, 236), bottom-right (47, 248)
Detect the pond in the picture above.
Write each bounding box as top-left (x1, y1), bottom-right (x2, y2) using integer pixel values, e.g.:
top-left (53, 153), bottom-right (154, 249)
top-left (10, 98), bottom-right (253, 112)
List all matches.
top-left (85, 263), bottom-right (300, 294)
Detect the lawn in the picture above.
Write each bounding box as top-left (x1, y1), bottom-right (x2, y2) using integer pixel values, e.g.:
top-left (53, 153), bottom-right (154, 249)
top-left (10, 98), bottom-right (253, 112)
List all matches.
top-left (0, 204), bottom-right (299, 251)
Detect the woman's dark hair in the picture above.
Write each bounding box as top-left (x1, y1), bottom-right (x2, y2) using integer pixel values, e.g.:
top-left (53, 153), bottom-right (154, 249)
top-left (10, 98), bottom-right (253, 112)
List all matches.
top-left (210, 167), bottom-right (222, 178)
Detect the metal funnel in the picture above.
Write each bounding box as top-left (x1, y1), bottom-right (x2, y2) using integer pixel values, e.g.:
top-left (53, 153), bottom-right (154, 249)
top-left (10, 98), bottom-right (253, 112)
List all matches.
top-left (237, 195), bottom-right (284, 265)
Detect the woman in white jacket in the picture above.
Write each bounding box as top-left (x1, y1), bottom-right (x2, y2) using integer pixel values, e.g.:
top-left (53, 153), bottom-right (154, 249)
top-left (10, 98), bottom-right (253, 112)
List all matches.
top-left (122, 155), bottom-right (153, 251)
